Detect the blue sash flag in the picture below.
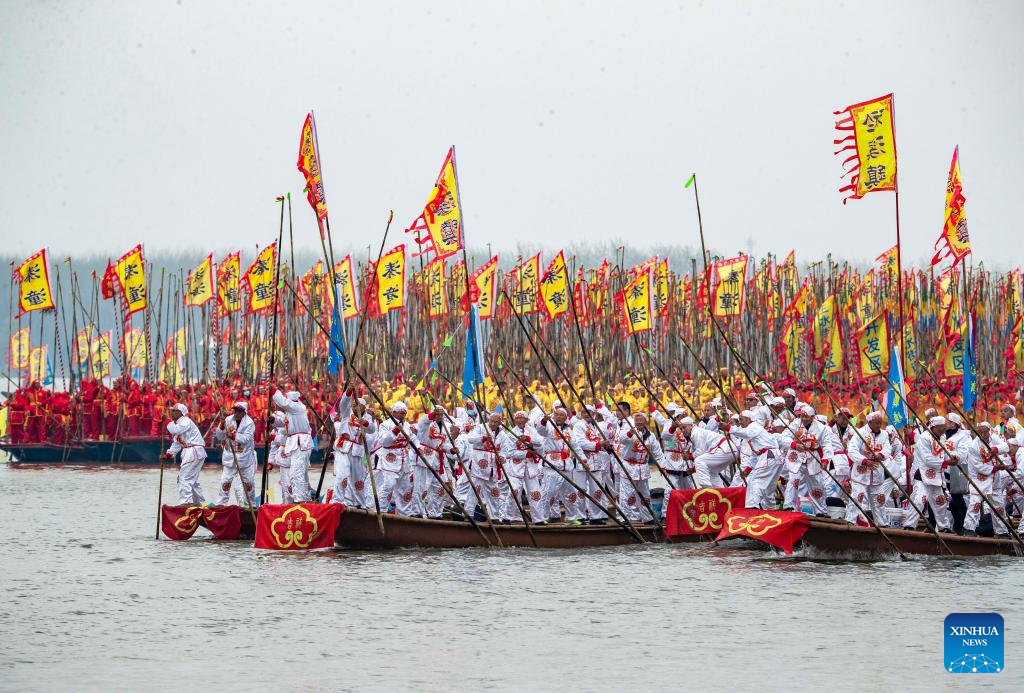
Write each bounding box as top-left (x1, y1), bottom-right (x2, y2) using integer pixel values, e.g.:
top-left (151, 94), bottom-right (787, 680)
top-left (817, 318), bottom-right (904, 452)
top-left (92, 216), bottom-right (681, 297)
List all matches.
top-left (886, 345), bottom-right (908, 429)
top-left (327, 284), bottom-right (345, 376)
top-left (462, 304), bottom-right (485, 398)
top-left (963, 317), bottom-right (976, 413)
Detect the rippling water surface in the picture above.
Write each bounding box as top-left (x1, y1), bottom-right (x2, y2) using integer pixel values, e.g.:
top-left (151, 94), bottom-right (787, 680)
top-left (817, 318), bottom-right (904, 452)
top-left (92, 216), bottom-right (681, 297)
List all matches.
top-left (1, 462), bottom-right (1021, 692)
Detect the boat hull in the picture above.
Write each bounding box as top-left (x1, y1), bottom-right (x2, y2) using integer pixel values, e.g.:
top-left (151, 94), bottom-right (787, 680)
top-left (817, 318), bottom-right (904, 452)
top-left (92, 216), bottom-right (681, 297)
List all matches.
top-left (2, 438), bottom-right (325, 466)
top-left (799, 519), bottom-right (1022, 557)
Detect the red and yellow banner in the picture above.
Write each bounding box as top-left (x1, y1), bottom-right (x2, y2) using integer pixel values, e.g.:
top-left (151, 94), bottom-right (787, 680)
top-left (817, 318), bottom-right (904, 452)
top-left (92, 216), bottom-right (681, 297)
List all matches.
top-left (332, 255), bottom-right (359, 320)
top-left (9, 327), bottom-right (30, 368)
top-left (665, 487), bottom-right (747, 536)
top-left (297, 113), bottom-right (328, 230)
top-left (711, 255), bottom-right (748, 318)
top-left (654, 259), bottom-right (670, 318)
top-left (510, 254), bottom-right (540, 315)
top-left (161, 505), bottom-right (243, 541)
top-left (407, 147), bottom-right (463, 259)
top-left (254, 503), bottom-right (344, 550)
top-left (28, 345), bottom-right (48, 383)
top-left (540, 251), bottom-right (569, 320)
top-left (715, 509), bottom-right (810, 554)
top-left (931, 146), bottom-right (971, 267)
top-left (114, 245), bottom-right (147, 315)
top-left (122, 328), bottom-right (147, 370)
top-left (834, 93), bottom-right (897, 203)
top-left (622, 266), bottom-right (653, 335)
top-left (470, 256), bottom-right (498, 320)
top-left (857, 312), bottom-right (889, 377)
top-left (244, 244), bottom-right (276, 313)
top-left (217, 252), bottom-right (241, 314)
top-left (376, 245), bottom-right (406, 315)
top-left (74, 326), bottom-right (92, 367)
top-left (13, 249), bottom-right (55, 315)
top-left (185, 254), bottom-right (215, 307)
top-left (90, 331), bottom-right (112, 380)
top-left (425, 257), bottom-right (448, 319)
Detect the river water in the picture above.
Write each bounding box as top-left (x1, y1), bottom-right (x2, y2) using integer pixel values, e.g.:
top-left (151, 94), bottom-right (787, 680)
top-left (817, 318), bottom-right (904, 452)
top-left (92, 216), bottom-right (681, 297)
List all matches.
top-left (0, 462), bottom-right (1020, 692)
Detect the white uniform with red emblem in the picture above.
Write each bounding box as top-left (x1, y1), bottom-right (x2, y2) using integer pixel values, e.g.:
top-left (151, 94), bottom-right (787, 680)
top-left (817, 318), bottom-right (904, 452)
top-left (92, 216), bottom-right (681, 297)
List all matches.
top-left (463, 424), bottom-right (512, 520)
top-left (536, 418), bottom-right (585, 522)
top-left (829, 423), bottom-right (855, 484)
top-left (212, 413), bottom-right (257, 507)
top-left (166, 414), bottom-right (208, 505)
top-left (272, 390), bottom-right (314, 502)
top-left (502, 424), bottom-right (546, 522)
top-left (330, 393), bottom-right (377, 509)
top-left (617, 426), bottom-right (661, 522)
top-left (886, 426), bottom-right (908, 495)
top-left (415, 412), bottom-right (454, 519)
top-left (845, 425), bottom-right (893, 525)
top-left (725, 421), bottom-right (782, 509)
top-left (268, 414), bottom-right (291, 503)
top-left (572, 418), bottom-right (616, 521)
top-left (374, 418), bottom-right (419, 516)
top-left (659, 423), bottom-right (697, 494)
top-left (689, 425), bottom-right (738, 489)
top-left (780, 420), bottom-right (830, 515)
top-left (904, 431), bottom-right (953, 531)
top-left (964, 434), bottom-right (1011, 535)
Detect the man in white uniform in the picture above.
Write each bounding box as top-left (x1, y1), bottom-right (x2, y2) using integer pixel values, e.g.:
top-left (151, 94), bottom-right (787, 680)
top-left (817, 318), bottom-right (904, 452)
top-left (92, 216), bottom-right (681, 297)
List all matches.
top-left (905, 416), bottom-right (955, 532)
top-left (415, 405), bottom-right (452, 518)
top-left (617, 411), bottom-right (662, 522)
top-left (572, 406), bottom-right (616, 524)
top-left (724, 410), bottom-right (782, 509)
top-left (502, 410), bottom-right (546, 522)
top-left (845, 411), bottom-right (892, 525)
top-left (964, 422), bottom-right (1011, 537)
top-left (374, 402), bottom-right (419, 516)
top-left (779, 405), bottom-right (830, 516)
top-left (161, 403), bottom-right (208, 505)
top-left (536, 407), bottom-right (585, 524)
top-left (212, 401), bottom-right (257, 507)
top-left (331, 389), bottom-right (377, 508)
top-left (273, 387), bottom-right (314, 503)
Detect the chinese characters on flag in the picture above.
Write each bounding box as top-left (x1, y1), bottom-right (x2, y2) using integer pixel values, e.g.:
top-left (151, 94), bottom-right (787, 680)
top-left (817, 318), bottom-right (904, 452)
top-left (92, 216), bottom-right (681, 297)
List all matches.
top-left (510, 254), bottom-right (540, 315)
top-left (185, 254), bottom-right (215, 307)
top-left (113, 245), bottom-right (147, 316)
top-left (540, 251), bottom-right (569, 320)
top-left (622, 267), bottom-right (653, 335)
top-left (376, 245), bottom-right (406, 315)
top-left (425, 257), bottom-right (448, 319)
top-left (711, 255), bottom-right (748, 318)
top-left (931, 146), bottom-right (971, 267)
top-left (217, 252), bottom-right (241, 314)
top-left (834, 93), bottom-right (897, 203)
top-left (244, 244), bottom-right (277, 313)
top-left (470, 255), bottom-right (498, 319)
top-left (9, 327), bottom-right (30, 368)
top-left (13, 249), bottom-right (55, 315)
top-left (406, 147), bottom-right (463, 259)
top-left (332, 255), bottom-right (359, 320)
top-left (297, 112), bottom-right (329, 232)
top-left (857, 312), bottom-right (889, 377)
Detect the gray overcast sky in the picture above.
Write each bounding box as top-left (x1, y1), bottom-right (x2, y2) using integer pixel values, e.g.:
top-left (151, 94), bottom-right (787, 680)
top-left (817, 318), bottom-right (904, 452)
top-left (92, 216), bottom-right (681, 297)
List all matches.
top-left (2, 1), bottom-right (1021, 267)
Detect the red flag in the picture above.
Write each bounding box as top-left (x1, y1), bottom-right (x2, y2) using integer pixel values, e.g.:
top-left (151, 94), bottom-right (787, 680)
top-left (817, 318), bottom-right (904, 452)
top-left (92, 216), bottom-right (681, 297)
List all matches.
top-left (100, 261), bottom-right (117, 300)
top-left (161, 505), bottom-right (242, 541)
top-left (714, 509), bottom-right (810, 554)
top-left (665, 487), bottom-right (746, 536)
top-left (254, 503), bottom-right (344, 550)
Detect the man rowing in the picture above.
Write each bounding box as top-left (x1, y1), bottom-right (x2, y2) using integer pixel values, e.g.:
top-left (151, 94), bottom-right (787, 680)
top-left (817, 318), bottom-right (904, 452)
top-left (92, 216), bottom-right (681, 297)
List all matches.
top-left (211, 401), bottom-right (256, 507)
top-left (160, 403), bottom-right (207, 505)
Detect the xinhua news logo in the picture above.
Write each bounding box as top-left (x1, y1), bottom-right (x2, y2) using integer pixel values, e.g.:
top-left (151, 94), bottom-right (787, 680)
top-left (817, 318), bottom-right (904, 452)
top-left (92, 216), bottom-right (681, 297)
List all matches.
top-left (945, 613), bottom-right (1004, 673)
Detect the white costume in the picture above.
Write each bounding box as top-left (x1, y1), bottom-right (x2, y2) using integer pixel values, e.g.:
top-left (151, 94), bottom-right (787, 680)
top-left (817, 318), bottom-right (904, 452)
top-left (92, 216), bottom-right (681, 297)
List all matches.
top-left (617, 427), bottom-right (662, 522)
top-left (273, 389), bottom-right (314, 502)
top-left (779, 413), bottom-right (830, 515)
top-left (845, 423), bottom-right (893, 525)
top-left (727, 418), bottom-right (782, 509)
top-left (536, 418), bottom-right (585, 522)
top-left (903, 426), bottom-right (953, 531)
top-left (572, 416), bottom-right (616, 521)
top-left (964, 432), bottom-right (1011, 535)
top-left (687, 425), bottom-right (737, 489)
top-left (211, 409), bottom-right (257, 507)
top-left (331, 393), bottom-right (377, 508)
top-left (464, 423), bottom-right (512, 520)
top-left (415, 412), bottom-right (453, 518)
top-left (374, 408), bottom-right (419, 516)
top-left (502, 422), bottom-right (546, 522)
top-left (165, 406), bottom-right (208, 505)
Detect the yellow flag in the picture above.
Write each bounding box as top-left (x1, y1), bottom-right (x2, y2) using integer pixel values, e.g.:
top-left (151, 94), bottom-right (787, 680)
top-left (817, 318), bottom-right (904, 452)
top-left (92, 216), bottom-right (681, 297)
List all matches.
top-left (14, 249), bottom-right (55, 315)
top-left (28, 345), bottom-right (47, 383)
top-left (937, 267), bottom-right (957, 328)
top-left (875, 245), bottom-right (899, 288)
top-left (217, 252), bottom-right (241, 314)
top-left (654, 259), bottom-right (670, 318)
top-left (185, 254), bottom-right (215, 307)
top-left (114, 245), bottom-right (147, 315)
top-left (813, 294), bottom-right (836, 359)
top-left (470, 256), bottom-right (498, 320)
top-left (941, 320), bottom-right (968, 378)
top-left (333, 255), bottom-right (359, 320)
top-left (903, 321), bottom-right (918, 379)
top-left (409, 147), bottom-right (463, 259)
top-left (75, 326), bottom-right (93, 367)
top-left (9, 327), bottom-right (30, 368)
top-left (781, 318), bottom-right (799, 376)
top-left (425, 257), bottom-right (448, 319)
top-left (834, 93), bottom-right (897, 202)
top-left (511, 254), bottom-right (541, 315)
top-left (122, 328), bottom-right (147, 370)
top-left (711, 256), bottom-right (748, 318)
top-left (822, 322), bottom-right (843, 376)
top-left (245, 244), bottom-right (277, 313)
top-left (785, 279), bottom-right (811, 333)
top-left (540, 251), bottom-right (569, 319)
top-left (622, 268), bottom-right (653, 334)
top-left (857, 313), bottom-right (889, 377)
top-left (931, 146), bottom-right (971, 266)
top-left (376, 244), bottom-right (406, 315)
top-left (855, 270), bottom-right (876, 326)
top-left (90, 332), bottom-right (112, 379)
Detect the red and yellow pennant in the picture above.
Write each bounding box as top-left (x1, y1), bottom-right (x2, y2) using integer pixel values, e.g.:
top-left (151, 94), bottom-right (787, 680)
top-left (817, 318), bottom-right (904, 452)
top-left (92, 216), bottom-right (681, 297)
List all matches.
top-left (654, 259), bottom-right (670, 319)
top-left (540, 251), bottom-right (569, 320)
top-left (245, 244), bottom-right (277, 313)
top-left (28, 345), bottom-right (48, 384)
top-left (470, 256), bottom-right (498, 320)
top-left (622, 266), bottom-right (653, 335)
top-left (217, 252), bottom-right (241, 314)
top-left (834, 93), bottom-right (897, 203)
top-left (711, 255), bottom-right (748, 318)
top-left (122, 328), bottom-right (147, 370)
top-left (876, 245), bottom-right (899, 288)
top-left (90, 331), bottom-right (113, 380)
top-left (297, 113), bottom-right (328, 232)
top-left (931, 146), bottom-right (971, 267)
top-left (332, 255), bottom-right (359, 320)
top-left (406, 147), bottom-right (463, 259)
top-left (9, 327), bottom-right (30, 369)
top-left (106, 245), bottom-right (147, 316)
top-left (13, 249), bottom-right (55, 315)
top-left (510, 254), bottom-right (541, 315)
top-left (376, 244), bottom-right (406, 315)
top-left (857, 312), bottom-right (889, 377)
top-left (185, 254), bottom-right (215, 307)
top-left (425, 257), bottom-right (448, 319)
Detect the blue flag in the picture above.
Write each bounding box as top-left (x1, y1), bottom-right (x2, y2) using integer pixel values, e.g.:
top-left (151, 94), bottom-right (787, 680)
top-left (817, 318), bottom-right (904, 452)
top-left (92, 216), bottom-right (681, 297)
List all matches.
top-left (963, 317), bottom-right (976, 413)
top-left (327, 284), bottom-right (346, 376)
top-left (462, 304), bottom-right (485, 399)
top-left (886, 345), bottom-right (908, 430)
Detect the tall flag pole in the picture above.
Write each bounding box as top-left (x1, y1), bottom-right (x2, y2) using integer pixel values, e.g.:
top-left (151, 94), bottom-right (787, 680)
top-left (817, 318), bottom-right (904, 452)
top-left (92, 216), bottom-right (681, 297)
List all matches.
top-left (833, 93), bottom-right (904, 380)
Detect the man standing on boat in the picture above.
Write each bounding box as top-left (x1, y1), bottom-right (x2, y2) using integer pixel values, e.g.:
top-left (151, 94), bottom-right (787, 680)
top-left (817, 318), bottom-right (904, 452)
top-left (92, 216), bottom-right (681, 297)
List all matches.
top-left (465, 409), bottom-right (513, 521)
top-left (904, 416), bottom-right (955, 533)
top-left (722, 410), bottom-right (782, 509)
top-left (332, 389), bottom-right (377, 509)
top-left (272, 386), bottom-right (314, 503)
top-left (536, 406), bottom-right (585, 524)
top-left (779, 405), bottom-right (830, 516)
top-left (211, 401), bottom-right (257, 507)
top-left (617, 411), bottom-right (661, 522)
top-left (502, 410), bottom-right (546, 523)
top-left (415, 404), bottom-right (452, 519)
top-left (572, 405), bottom-right (615, 525)
top-left (963, 422), bottom-right (1011, 537)
top-left (375, 401), bottom-right (419, 516)
top-left (160, 403), bottom-right (208, 505)
top-left (659, 411), bottom-right (696, 493)
top-left (845, 411), bottom-right (892, 525)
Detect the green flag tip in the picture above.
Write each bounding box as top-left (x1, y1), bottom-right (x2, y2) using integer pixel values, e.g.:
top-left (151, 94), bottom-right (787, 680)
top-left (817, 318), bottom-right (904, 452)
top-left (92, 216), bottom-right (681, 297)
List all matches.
top-left (684, 174), bottom-right (696, 189)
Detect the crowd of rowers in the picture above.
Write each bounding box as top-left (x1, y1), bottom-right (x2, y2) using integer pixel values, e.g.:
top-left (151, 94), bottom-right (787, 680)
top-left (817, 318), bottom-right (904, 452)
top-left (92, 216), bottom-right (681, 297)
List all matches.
top-left (156, 382), bottom-right (1024, 537)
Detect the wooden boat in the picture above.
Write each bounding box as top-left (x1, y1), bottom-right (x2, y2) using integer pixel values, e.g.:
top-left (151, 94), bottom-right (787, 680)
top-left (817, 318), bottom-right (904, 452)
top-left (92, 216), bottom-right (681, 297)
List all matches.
top-left (0, 441), bottom-right (93, 463)
top-left (796, 517), bottom-right (1023, 557)
top-left (2, 437), bottom-right (325, 466)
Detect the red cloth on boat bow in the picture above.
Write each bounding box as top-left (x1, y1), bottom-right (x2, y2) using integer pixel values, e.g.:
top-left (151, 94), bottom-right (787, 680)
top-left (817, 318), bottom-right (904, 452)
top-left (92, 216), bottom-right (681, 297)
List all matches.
top-left (665, 487), bottom-right (746, 536)
top-left (714, 509), bottom-right (810, 554)
top-left (254, 503), bottom-right (344, 550)
top-left (161, 504), bottom-right (242, 541)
